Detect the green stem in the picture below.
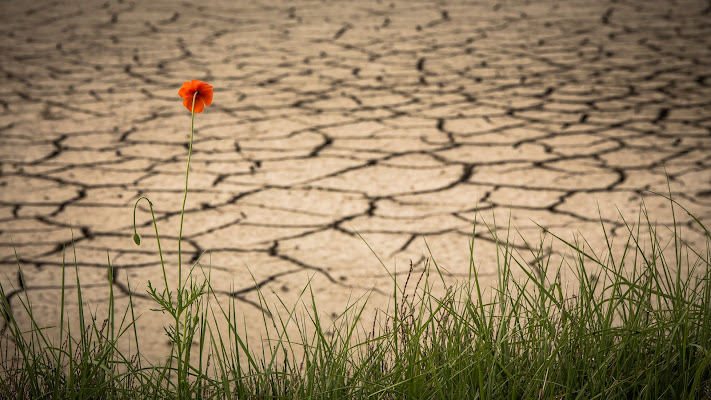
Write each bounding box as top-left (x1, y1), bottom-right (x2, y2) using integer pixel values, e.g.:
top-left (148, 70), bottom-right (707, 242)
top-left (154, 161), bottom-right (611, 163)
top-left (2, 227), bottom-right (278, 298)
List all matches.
top-left (132, 197), bottom-right (170, 303)
top-left (176, 92), bottom-right (197, 399)
top-left (178, 93), bottom-right (197, 301)
top-left (132, 172), bottom-right (178, 393)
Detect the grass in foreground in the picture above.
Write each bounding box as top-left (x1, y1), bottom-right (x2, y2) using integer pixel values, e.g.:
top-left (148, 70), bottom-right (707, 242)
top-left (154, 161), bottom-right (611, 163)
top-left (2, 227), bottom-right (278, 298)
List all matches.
top-left (0, 196), bottom-right (710, 399)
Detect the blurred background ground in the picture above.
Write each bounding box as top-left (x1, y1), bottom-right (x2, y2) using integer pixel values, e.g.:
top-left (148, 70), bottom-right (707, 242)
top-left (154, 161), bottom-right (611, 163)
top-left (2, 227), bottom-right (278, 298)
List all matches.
top-left (0, 0), bottom-right (709, 362)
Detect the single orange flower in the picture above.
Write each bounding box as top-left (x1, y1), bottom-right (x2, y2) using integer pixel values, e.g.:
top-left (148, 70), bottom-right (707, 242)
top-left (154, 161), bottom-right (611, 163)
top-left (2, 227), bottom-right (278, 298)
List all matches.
top-left (178, 80), bottom-right (213, 113)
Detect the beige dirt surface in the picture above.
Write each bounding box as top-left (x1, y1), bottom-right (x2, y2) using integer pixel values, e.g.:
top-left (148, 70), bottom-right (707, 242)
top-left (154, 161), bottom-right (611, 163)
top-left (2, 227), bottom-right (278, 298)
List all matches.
top-left (1, 0), bottom-right (710, 363)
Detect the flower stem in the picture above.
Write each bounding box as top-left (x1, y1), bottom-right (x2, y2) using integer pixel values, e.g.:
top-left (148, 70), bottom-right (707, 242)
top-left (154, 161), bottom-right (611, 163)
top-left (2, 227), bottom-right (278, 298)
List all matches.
top-left (132, 197), bottom-right (171, 303)
top-left (178, 93), bottom-right (197, 302)
top-left (176, 92), bottom-right (197, 399)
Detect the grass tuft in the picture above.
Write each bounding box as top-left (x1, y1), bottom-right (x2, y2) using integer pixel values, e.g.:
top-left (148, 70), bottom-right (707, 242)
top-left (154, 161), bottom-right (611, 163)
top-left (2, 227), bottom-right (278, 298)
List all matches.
top-left (1, 195), bottom-right (710, 399)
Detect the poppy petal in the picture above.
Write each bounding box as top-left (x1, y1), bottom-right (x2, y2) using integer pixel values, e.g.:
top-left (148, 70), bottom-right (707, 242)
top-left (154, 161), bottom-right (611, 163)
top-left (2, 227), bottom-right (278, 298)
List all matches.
top-left (201, 89), bottom-right (213, 106)
top-left (182, 96), bottom-right (194, 111)
top-left (192, 98), bottom-right (205, 113)
top-left (196, 82), bottom-right (213, 96)
top-left (178, 81), bottom-right (193, 98)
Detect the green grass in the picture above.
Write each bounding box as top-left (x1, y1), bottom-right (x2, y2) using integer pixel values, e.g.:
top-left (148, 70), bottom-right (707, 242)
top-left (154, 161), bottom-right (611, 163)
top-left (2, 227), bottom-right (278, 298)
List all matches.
top-left (1, 195), bottom-right (709, 399)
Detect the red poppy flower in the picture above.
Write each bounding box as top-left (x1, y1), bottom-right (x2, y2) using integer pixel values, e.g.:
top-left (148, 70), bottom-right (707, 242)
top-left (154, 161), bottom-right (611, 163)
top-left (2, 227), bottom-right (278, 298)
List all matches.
top-left (178, 80), bottom-right (213, 113)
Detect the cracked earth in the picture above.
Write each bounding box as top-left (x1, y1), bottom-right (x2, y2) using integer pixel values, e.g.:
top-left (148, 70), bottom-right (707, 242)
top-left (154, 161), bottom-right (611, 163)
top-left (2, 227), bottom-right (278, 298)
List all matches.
top-left (1, 0), bottom-right (710, 361)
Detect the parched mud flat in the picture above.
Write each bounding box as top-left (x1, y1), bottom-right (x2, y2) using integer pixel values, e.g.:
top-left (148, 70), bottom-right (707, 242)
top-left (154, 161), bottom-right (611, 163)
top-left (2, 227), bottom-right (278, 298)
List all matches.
top-left (1, 0), bottom-right (710, 361)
